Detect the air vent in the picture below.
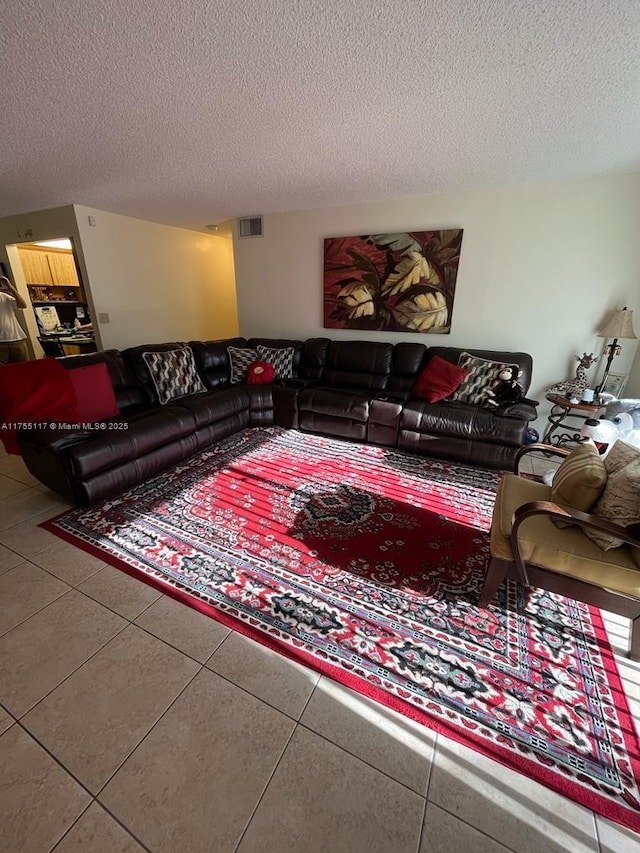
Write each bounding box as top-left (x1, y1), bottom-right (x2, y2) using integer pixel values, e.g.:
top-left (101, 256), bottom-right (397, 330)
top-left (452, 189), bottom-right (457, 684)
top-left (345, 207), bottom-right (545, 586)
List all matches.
top-left (237, 216), bottom-right (264, 238)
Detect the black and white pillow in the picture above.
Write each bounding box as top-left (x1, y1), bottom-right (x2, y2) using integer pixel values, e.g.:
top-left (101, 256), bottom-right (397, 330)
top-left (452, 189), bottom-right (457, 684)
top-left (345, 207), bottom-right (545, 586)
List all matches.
top-left (142, 347), bottom-right (206, 405)
top-left (257, 346), bottom-right (295, 380)
top-left (228, 346), bottom-right (258, 383)
top-left (449, 352), bottom-right (519, 406)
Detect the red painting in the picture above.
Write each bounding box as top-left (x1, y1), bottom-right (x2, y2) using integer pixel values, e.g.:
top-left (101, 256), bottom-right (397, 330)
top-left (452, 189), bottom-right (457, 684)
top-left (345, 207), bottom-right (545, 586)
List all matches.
top-left (324, 230), bottom-right (463, 333)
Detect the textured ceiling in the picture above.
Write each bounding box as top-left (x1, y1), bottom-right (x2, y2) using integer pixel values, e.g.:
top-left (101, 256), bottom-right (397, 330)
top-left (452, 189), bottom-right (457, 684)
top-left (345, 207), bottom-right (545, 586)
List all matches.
top-left (1, 0), bottom-right (640, 230)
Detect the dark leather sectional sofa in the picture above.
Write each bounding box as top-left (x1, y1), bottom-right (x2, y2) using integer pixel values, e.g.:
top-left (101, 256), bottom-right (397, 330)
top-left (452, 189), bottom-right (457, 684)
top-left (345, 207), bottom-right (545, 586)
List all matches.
top-left (18, 336), bottom-right (537, 506)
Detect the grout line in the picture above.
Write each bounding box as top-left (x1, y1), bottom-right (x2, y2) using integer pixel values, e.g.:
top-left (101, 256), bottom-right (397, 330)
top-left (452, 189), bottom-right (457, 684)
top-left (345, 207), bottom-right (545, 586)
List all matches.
top-left (593, 809), bottom-right (602, 853)
top-left (0, 583), bottom-right (71, 642)
top-left (48, 799), bottom-right (94, 853)
top-left (14, 618), bottom-right (131, 721)
top-left (427, 801), bottom-right (521, 853)
top-left (232, 722), bottom-right (298, 852)
top-left (94, 663), bottom-right (204, 797)
top-left (417, 731), bottom-right (438, 851)
top-left (295, 718), bottom-right (427, 798)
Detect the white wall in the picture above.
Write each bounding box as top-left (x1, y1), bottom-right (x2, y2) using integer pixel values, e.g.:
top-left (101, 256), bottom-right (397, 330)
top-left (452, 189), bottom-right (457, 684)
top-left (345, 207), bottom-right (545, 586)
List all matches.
top-left (0, 205), bottom-right (83, 358)
top-left (233, 172), bottom-right (640, 419)
top-left (74, 206), bottom-right (239, 351)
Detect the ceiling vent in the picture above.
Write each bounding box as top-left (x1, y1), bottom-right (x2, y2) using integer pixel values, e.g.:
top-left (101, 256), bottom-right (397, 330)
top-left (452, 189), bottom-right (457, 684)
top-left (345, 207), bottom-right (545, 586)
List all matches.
top-left (237, 216), bottom-right (264, 238)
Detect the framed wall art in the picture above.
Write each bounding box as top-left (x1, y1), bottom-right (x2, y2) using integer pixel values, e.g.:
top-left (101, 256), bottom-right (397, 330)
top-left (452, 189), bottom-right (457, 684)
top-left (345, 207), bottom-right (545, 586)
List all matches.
top-left (323, 229), bottom-right (463, 334)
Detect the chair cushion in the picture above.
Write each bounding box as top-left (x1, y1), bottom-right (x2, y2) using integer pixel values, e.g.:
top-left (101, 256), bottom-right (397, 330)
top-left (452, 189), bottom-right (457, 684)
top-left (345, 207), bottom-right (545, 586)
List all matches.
top-left (228, 346), bottom-right (258, 383)
top-left (141, 347), bottom-right (206, 405)
top-left (584, 441), bottom-right (640, 550)
top-left (550, 441), bottom-right (607, 519)
top-left (414, 355), bottom-right (468, 403)
top-left (450, 352), bottom-right (519, 406)
top-left (492, 473), bottom-right (640, 596)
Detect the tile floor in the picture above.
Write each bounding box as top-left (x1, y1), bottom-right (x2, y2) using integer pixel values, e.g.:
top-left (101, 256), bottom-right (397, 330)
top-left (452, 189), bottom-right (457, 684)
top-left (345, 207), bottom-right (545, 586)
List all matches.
top-left (1, 447), bottom-right (639, 852)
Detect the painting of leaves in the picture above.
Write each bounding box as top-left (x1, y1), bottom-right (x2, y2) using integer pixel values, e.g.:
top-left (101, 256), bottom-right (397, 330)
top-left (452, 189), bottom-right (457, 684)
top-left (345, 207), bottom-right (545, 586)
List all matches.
top-left (323, 229), bottom-right (463, 334)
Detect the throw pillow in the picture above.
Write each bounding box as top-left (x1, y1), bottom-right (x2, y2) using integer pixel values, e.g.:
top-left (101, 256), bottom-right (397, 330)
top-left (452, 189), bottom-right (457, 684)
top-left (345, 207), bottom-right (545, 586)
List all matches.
top-left (142, 347), bottom-right (206, 405)
top-left (549, 441), bottom-right (607, 523)
top-left (583, 441), bottom-right (640, 550)
top-left (228, 346), bottom-right (258, 383)
top-left (449, 352), bottom-right (520, 406)
top-left (67, 363), bottom-right (119, 423)
top-left (247, 361), bottom-right (275, 385)
top-left (0, 358), bottom-right (77, 454)
top-left (414, 355), bottom-right (468, 403)
top-left (256, 345), bottom-right (295, 380)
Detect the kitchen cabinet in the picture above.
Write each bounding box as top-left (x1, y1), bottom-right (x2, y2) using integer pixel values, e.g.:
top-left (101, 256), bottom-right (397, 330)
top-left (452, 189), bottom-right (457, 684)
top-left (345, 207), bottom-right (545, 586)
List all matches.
top-left (19, 248), bottom-right (54, 285)
top-left (18, 247), bottom-right (80, 286)
top-left (47, 251), bottom-right (79, 285)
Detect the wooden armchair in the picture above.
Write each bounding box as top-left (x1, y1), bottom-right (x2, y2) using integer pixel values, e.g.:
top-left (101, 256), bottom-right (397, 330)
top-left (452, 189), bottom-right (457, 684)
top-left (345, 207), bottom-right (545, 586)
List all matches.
top-left (479, 443), bottom-right (640, 659)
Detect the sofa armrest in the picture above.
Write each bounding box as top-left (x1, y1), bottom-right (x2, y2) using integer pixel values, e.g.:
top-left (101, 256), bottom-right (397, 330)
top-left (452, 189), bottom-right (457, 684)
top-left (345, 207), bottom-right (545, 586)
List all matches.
top-left (510, 499), bottom-right (640, 586)
top-left (492, 400), bottom-right (538, 420)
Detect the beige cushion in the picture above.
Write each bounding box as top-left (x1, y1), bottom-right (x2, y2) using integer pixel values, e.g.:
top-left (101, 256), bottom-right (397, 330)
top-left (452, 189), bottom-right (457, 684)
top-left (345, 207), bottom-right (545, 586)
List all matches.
top-left (492, 473), bottom-right (640, 597)
top-left (583, 441), bottom-right (640, 550)
top-left (550, 441), bottom-right (607, 518)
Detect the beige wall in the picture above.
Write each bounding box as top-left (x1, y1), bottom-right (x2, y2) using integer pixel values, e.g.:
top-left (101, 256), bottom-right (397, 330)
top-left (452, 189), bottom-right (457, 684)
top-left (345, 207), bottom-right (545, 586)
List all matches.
top-left (74, 206), bottom-right (239, 351)
top-left (0, 205), bottom-right (85, 358)
top-left (233, 172), bottom-right (640, 419)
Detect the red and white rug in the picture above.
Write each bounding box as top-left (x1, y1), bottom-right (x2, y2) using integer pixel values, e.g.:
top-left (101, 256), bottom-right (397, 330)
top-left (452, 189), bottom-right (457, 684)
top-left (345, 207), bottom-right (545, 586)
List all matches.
top-left (44, 427), bottom-right (640, 831)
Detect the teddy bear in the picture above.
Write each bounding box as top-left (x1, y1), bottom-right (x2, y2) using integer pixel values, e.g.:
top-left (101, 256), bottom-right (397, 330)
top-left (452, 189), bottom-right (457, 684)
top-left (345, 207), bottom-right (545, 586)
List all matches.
top-left (484, 365), bottom-right (525, 408)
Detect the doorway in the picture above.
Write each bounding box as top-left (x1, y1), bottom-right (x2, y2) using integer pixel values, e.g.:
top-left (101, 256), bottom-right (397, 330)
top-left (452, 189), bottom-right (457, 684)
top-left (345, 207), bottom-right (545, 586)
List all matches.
top-left (4, 238), bottom-right (97, 358)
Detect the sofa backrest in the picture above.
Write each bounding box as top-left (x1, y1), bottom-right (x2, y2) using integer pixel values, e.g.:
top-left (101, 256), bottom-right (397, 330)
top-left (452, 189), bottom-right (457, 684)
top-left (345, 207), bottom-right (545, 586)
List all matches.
top-left (247, 338), bottom-right (304, 378)
top-left (321, 341), bottom-right (393, 391)
top-left (428, 347), bottom-right (534, 394)
top-left (59, 350), bottom-right (149, 412)
top-left (189, 337), bottom-right (247, 389)
top-left (299, 338), bottom-right (330, 380)
top-left (387, 343), bottom-right (429, 393)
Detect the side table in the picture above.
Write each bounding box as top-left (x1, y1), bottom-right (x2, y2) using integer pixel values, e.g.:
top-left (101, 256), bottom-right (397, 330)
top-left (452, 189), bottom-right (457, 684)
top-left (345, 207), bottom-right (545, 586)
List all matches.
top-left (542, 393), bottom-right (603, 447)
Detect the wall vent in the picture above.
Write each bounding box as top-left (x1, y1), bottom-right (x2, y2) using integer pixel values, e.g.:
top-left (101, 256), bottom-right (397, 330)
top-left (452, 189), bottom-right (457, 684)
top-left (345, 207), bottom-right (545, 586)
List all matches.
top-left (237, 216), bottom-right (264, 238)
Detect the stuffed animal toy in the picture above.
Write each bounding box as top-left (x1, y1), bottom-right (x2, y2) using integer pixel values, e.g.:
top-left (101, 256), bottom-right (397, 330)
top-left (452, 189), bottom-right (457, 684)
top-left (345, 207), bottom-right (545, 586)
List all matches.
top-left (484, 366), bottom-right (525, 408)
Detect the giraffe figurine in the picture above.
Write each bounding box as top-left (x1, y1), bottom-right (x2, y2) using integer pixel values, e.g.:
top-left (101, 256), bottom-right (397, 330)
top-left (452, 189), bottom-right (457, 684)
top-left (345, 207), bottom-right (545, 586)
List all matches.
top-left (547, 353), bottom-right (599, 398)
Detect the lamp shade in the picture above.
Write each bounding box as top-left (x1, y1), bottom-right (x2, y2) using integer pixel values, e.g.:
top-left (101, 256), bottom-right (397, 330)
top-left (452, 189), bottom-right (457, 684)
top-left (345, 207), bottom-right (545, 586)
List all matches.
top-left (597, 307), bottom-right (637, 340)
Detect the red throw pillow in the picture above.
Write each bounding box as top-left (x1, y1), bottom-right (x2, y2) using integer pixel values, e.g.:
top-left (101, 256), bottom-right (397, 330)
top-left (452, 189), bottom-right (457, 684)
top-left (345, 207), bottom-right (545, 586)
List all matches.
top-left (414, 356), bottom-right (468, 403)
top-left (247, 361), bottom-right (275, 385)
top-left (68, 363), bottom-right (119, 423)
top-left (0, 358), bottom-right (77, 454)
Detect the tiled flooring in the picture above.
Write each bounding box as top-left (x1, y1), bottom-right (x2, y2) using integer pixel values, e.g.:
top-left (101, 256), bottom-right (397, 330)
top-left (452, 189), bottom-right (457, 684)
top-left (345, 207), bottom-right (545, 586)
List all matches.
top-left (1, 447), bottom-right (640, 852)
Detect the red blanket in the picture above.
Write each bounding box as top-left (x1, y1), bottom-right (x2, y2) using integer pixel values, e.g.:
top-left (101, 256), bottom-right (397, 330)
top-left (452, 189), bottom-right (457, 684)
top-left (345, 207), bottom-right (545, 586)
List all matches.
top-left (0, 359), bottom-right (77, 454)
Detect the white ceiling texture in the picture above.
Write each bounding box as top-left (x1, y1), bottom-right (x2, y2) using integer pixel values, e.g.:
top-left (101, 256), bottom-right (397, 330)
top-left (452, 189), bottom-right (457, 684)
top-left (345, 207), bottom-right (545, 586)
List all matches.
top-left (1, 0), bottom-right (640, 231)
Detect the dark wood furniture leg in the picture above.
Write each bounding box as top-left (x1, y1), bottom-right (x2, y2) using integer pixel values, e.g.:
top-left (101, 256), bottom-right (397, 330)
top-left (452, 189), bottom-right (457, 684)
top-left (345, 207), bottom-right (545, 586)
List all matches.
top-left (478, 556), bottom-right (511, 608)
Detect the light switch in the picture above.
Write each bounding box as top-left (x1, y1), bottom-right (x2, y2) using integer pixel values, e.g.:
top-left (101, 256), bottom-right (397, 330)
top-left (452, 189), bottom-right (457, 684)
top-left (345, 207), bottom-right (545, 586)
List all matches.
top-left (88, 216), bottom-right (96, 226)
top-left (97, 312), bottom-right (110, 323)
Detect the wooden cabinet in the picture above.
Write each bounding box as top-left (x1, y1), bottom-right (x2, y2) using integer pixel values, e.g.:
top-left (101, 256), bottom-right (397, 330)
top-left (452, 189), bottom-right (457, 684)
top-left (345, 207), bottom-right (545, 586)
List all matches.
top-left (47, 252), bottom-right (79, 286)
top-left (18, 247), bottom-right (80, 286)
top-left (18, 248), bottom-right (54, 285)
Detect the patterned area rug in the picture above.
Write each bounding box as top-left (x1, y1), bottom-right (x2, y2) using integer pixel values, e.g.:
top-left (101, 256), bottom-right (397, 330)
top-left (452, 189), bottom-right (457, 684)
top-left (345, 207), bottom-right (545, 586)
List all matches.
top-left (44, 427), bottom-right (640, 831)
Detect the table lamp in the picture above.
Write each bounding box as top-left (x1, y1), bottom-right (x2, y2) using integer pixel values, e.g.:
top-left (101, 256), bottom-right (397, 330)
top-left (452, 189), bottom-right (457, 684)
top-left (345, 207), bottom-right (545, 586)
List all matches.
top-left (595, 306), bottom-right (637, 396)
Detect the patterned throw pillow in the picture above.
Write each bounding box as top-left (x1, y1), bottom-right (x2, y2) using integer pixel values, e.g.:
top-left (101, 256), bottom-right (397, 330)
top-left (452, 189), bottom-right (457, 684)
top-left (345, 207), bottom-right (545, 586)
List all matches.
top-left (550, 441), bottom-right (607, 526)
top-left (583, 441), bottom-right (640, 550)
top-left (228, 347), bottom-right (258, 383)
top-left (142, 347), bottom-right (206, 405)
top-left (256, 345), bottom-right (295, 380)
top-left (449, 352), bottom-right (519, 406)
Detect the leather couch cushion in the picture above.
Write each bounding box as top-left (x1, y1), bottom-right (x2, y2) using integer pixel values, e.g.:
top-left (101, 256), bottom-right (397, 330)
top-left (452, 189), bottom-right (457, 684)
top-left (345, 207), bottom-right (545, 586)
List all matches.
top-left (298, 338), bottom-right (330, 381)
top-left (67, 407), bottom-right (197, 479)
top-left (401, 399), bottom-right (527, 445)
top-left (321, 341), bottom-right (393, 391)
top-left (173, 387), bottom-right (250, 428)
top-left (189, 338), bottom-right (247, 389)
top-left (298, 387), bottom-right (371, 422)
top-left (387, 342), bottom-right (428, 394)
